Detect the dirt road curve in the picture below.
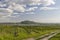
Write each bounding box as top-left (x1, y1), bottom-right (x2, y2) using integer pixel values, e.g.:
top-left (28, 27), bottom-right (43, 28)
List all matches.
top-left (40, 32), bottom-right (58, 40)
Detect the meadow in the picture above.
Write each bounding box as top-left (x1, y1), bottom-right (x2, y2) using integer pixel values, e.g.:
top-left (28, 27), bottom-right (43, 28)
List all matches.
top-left (0, 24), bottom-right (60, 40)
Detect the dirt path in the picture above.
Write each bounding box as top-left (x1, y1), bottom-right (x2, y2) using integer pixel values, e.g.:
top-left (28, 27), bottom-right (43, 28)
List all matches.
top-left (36, 32), bottom-right (59, 40)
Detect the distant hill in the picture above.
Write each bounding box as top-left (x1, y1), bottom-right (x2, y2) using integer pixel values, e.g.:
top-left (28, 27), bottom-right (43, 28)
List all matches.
top-left (20, 20), bottom-right (38, 24)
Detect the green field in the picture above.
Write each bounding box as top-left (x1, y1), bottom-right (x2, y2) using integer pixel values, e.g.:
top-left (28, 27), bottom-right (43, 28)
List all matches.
top-left (0, 24), bottom-right (60, 40)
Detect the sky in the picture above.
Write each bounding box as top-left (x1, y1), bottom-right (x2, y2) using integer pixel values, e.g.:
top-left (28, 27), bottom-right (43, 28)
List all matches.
top-left (0, 0), bottom-right (60, 23)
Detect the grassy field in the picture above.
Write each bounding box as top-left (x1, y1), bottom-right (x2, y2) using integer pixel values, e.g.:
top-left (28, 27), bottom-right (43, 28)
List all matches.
top-left (0, 24), bottom-right (60, 40)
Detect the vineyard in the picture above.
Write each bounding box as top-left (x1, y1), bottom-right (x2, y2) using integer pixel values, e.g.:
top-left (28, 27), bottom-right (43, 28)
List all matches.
top-left (0, 24), bottom-right (60, 40)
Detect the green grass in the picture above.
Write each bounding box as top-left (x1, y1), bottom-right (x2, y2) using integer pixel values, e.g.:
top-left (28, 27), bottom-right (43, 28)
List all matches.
top-left (0, 24), bottom-right (59, 40)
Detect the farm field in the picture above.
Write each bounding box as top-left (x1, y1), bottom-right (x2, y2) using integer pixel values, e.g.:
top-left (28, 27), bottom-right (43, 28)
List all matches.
top-left (0, 24), bottom-right (60, 40)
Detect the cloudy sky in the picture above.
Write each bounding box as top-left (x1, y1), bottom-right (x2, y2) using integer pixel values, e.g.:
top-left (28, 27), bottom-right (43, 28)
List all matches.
top-left (0, 0), bottom-right (60, 23)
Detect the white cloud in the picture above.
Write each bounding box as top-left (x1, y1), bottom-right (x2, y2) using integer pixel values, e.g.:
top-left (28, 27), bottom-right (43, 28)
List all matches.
top-left (26, 7), bottom-right (38, 11)
top-left (28, 0), bottom-right (56, 6)
top-left (0, 8), bottom-right (12, 13)
top-left (29, 0), bottom-right (41, 5)
top-left (0, 4), bottom-right (7, 7)
top-left (10, 0), bottom-right (55, 6)
top-left (7, 0), bottom-right (56, 13)
top-left (0, 0), bottom-right (56, 12)
top-left (0, 8), bottom-right (13, 17)
top-left (6, 15), bottom-right (17, 17)
top-left (11, 0), bottom-right (55, 6)
top-left (40, 7), bottom-right (58, 10)
top-left (26, 12), bottom-right (35, 14)
top-left (13, 13), bottom-right (19, 14)
top-left (8, 3), bottom-right (25, 12)
top-left (42, 0), bottom-right (56, 6)
top-left (0, 0), bottom-right (57, 17)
